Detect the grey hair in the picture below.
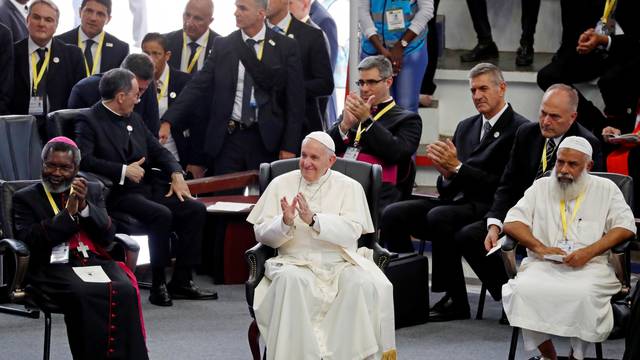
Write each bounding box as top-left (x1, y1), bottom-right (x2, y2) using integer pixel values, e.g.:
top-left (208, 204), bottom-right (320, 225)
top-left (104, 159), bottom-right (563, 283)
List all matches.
top-left (545, 83), bottom-right (579, 113)
top-left (468, 62), bottom-right (504, 86)
top-left (358, 55), bottom-right (393, 79)
top-left (99, 68), bottom-right (135, 101)
top-left (41, 141), bottom-right (81, 168)
top-left (29, 0), bottom-right (60, 21)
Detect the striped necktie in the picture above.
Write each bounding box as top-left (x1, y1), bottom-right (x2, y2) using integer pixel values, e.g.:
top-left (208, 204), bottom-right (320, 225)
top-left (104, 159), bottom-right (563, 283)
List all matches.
top-left (536, 138), bottom-right (556, 178)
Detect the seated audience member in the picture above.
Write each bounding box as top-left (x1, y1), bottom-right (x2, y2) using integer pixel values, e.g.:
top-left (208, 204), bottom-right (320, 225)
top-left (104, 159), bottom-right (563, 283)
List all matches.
top-left (327, 55), bottom-right (421, 212)
top-left (10, 0), bottom-right (84, 133)
top-left (75, 68), bottom-right (217, 306)
top-left (623, 284), bottom-right (640, 360)
top-left (503, 136), bottom-right (636, 360)
top-left (0, 22), bottom-right (12, 115)
top-left (266, 0), bottom-right (334, 135)
top-left (359, 0), bottom-right (433, 113)
top-left (379, 63), bottom-right (527, 321)
top-left (164, 0), bottom-right (219, 74)
top-left (246, 131), bottom-right (396, 360)
top-left (456, 84), bottom-right (604, 319)
top-left (142, 32), bottom-right (204, 174)
top-left (56, 0), bottom-right (129, 77)
top-left (0, 0), bottom-right (28, 41)
top-left (13, 136), bottom-right (148, 359)
top-left (68, 53), bottom-right (160, 135)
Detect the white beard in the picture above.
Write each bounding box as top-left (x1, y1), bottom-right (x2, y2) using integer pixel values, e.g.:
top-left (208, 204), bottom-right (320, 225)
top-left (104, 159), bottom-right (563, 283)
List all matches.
top-left (550, 167), bottom-right (590, 201)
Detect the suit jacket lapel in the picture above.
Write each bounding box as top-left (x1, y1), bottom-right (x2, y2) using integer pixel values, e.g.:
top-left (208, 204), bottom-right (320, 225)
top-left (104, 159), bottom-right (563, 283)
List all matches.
top-left (16, 41), bottom-right (29, 89)
top-left (472, 105), bottom-right (513, 154)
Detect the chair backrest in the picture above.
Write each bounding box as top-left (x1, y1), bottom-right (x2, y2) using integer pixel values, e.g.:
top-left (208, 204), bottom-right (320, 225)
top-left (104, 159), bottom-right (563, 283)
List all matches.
top-left (0, 180), bottom-right (40, 239)
top-left (45, 108), bottom-right (89, 142)
top-left (259, 158), bottom-right (382, 247)
top-left (0, 116), bottom-right (42, 181)
top-left (591, 172), bottom-right (634, 210)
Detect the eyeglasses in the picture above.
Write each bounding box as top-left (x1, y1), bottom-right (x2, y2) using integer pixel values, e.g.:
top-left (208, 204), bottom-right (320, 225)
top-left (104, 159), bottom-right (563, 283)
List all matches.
top-left (43, 162), bottom-right (75, 173)
top-left (355, 78), bottom-right (387, 87)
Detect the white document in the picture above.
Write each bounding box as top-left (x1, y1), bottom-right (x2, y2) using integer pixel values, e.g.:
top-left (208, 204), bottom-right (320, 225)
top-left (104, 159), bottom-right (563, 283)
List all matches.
top-left (543, 254), bottom-right (565, 263)
top-left (206, 201), bottom-right (254, 213)
top-left (72, 266), bottom-right (111, 283)
top-left (486, 236), bottom-right (505, 256)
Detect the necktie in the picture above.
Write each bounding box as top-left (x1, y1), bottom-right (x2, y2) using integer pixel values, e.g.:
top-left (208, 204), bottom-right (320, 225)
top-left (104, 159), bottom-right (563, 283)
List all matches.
top-left (536, 138), bottom-right (556, 178)
top-left (272, 25), bottom-right (284, 34)
top-left (187, 42), bottom-right (199, 72)
top-left (481, 121), bottom-right (492, 141)
top-left (35, 48), bottom-right (47, 96)
top-left (84, 39), bottom-right (95, 74)
top-left (240, 39), bottom-right (259, 126)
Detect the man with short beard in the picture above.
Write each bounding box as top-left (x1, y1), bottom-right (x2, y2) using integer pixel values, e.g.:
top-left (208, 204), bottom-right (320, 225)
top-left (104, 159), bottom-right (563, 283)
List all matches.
top-left (503, 136), bottom-right (636, 360)
top-left (12, 136), bottom-right (148, 359)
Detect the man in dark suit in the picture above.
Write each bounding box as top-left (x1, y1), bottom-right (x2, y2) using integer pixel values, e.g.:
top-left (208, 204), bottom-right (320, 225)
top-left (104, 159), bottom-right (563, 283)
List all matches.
top-left (327, 56), bottom-right (421, 213)
top-left (76, 68), bottom-right (217, 306)
top-left (142, 32), bottom-right (203, 174)
top-left (68, 53), bottom-right (160, 135)
top-left (0, 23), bottom-right (13, 114)
top-left (164, 0), bottom-right (219, 74)
top-left (13, 136), bottom-right (148, 359)
top-left (56, 0), bottom-right (129, 77)
top-left (160, 0), bottom-right (305, 176)
top-left (308, 0), bottom-right (337, 70)
top-left (10, 0), bottom-right (85, 137)
top-left (266, 0), bottom-right (333, 135)
top-left (0, 0), bottom-right (27, 41)
top-left (454, 84), bottom-right (603, 320)
top-left (379, 63), bottom-right (529, 321)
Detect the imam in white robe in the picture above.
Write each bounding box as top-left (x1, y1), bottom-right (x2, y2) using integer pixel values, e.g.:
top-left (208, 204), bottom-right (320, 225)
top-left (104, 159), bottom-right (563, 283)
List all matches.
top-left (502, 174), bottom-right (636, 349)
top-left (246, 169), bottom-right (396, 360)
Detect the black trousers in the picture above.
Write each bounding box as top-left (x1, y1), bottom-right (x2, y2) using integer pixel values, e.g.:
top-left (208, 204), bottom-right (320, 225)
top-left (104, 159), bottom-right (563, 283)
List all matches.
top-left (213, 125), bottom-right (279, 176)
top-left (420, 0), bottom-right (440, 96)
top-left (464, 0), bottom-right (540, 44)
top-left (623, 283), bottom-right (640, 360)
top-left (110, 190), bottom-right (206, 269)
top-left (379, 198), bottom-right (489, 305)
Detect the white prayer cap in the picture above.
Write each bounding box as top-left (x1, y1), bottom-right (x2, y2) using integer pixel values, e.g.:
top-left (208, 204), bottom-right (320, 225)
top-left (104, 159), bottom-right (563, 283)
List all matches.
top-left (558, 136), bottom-right (592, 157)
top-left (304, 131), bottom-right (335, 152)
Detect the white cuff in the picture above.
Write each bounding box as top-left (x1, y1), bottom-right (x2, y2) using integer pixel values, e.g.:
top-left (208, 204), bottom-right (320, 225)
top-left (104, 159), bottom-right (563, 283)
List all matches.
top-left (79, 206), bottom-right (90, 218)
top-left (487, 218), bottom-right (503, 233)
top-left (338, 123), bottom-right (349, 140)
top-left (119, 165), bottom-right (126, 185)
top-left (605, 35), bottom-right (612, 51)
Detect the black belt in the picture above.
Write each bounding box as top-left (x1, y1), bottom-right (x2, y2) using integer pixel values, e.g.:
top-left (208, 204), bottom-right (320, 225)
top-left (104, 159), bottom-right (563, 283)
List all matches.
top-left (227, 120), bottom-right (255, 134)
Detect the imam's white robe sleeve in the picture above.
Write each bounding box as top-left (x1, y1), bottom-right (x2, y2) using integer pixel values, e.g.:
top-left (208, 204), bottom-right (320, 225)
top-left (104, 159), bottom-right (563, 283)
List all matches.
top-left (502, 176), bottom-right (636, 346)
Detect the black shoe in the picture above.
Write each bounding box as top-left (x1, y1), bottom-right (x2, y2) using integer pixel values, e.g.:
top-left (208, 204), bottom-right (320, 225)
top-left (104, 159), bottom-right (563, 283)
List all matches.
top-left (167, 280), bottom-right (218, 300)
top-left (515, 44), bottom-right (534, 66)
top-left (460, 42), bottom-right (499, 62)
top-left (429, 295), bottom-right (470, 322)
top-left (149, 283), bottom-right (173, 306)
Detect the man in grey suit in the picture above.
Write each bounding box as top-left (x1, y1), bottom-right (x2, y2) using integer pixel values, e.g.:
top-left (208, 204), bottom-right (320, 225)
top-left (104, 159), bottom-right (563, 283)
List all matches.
top-left (0, 0), bottom-right (28, 41)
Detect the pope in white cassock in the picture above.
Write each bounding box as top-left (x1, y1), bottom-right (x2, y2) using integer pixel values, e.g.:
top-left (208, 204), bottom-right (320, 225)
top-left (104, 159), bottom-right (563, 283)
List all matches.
top-left (502, 136), bottom-right (636, 360)
top-left (246, 131), bottom-right (396, 360)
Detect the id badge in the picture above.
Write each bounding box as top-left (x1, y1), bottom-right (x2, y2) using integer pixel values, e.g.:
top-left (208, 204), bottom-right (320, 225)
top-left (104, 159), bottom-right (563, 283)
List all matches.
top-left (28, 96), bottom-right (44, 115)
top-left (343, 146), bottom-right (361, 160)
top-left (558, 240), bottom-right (573, 254)
top-left (385, 9), bottom-right (405, 31)
top-left (50, 242), bottom-right (69, 264)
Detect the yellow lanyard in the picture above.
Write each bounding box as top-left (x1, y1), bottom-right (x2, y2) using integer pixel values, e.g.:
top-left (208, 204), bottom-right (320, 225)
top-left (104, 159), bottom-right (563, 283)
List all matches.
top-left (560, 191), bottom-right (586, 241)
top-left (183, 31), bottom-right (209, 73)
top-left (601, 0), bottom-right (617, 23)
top-left (540, 139), bottom-right (551, 173)
top-left (31, 49), bottom-right (51, 94)
top-left (44, 186), bottom-right (61, 215)
top-left (78, 31), bottom-right (105, 77)
top-left (354, 101), bottom-right (396, 145)
top-left (256, 40), bottom-right (265, 61)
top-left (156, 68), bottom-right (170, 103)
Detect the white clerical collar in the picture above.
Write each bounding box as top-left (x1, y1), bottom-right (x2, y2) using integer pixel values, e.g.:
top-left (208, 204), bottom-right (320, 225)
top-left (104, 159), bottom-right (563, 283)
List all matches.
top-left (157, 63), bottom-right (169, 88)
top-left (28, 37), bottom-right (52, 54)
top-left (267, 12), bottom-right (292, 33)
top-left (10, 0), bottom-right (28, 18)
top-left (241, 24), bottom-right (266, 43)
top-left (302, 168), bottom-right (332, 185)
top-left (481, 102), bottom-right (508, 127)
top-left (101, 101), bottom-right (125, 118)
top-left (79, 27), bottom-right (103, 44)
top-left (186, 29), bottom-right (209, 47)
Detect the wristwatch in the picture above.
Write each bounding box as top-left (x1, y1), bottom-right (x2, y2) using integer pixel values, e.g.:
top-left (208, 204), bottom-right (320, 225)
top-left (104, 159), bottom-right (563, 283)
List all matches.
top-left (400, 39), bottom-right (409, 48)
top-left (309, 214), bottom-right (317, 227)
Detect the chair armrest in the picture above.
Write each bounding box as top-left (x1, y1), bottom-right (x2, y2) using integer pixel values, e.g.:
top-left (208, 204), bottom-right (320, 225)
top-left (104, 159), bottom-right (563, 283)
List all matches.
top-left (244, 243), bottom-right (276, 313)
top-left (0, 238), bottom-right (30, 302)
top-left (105, 234), bottom-right (140, 271)
top-left (371, 242), bottom-right (393, 270)
top-left (114, 233), bottom-right (140, 252)
top-left (610, 239), bottom-right (632, 291)
top-left (500, 236), bottom-right (518, 279)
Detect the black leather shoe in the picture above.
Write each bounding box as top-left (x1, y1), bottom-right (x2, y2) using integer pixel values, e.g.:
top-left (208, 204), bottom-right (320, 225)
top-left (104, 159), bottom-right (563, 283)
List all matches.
top-left (429, 296), bottom-right (470, 322)
top-left (515, 44), bottom-right (534, 66)
top-left (167, 280), bottom-right (218, 300)
top-left (149, 284), bottom-right (173, 306)
top-left (460, 42), bottom-right (499, 62)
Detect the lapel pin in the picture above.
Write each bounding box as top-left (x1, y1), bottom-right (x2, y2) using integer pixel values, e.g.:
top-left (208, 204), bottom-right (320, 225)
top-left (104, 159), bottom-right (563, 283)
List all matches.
top-left (268, 39), bottom-right (276, 46)
top-left (288, 34), bottom-right (294, 39)
top-left (106, 42), bottom-right (113, 47)
top-left (169, 91), bottom-right (176, 99)
top-left (493, 131), bottom-right (500, 138)
top-left (126, 125), bottom-right (133, 132)
top-left (52, 57), bottom-right (59, 63)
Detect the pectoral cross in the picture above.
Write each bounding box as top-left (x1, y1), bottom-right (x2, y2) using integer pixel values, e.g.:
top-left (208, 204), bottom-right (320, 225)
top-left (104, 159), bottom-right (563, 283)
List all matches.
top-left (77, 242), bottom-right (89, 258)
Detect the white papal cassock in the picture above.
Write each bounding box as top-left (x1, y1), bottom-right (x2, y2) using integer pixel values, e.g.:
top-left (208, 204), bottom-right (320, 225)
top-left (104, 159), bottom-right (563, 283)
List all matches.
top-left (502, 174), bottom-right (636, 354)
top-left (246, 169), bottom-right (396, 360)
